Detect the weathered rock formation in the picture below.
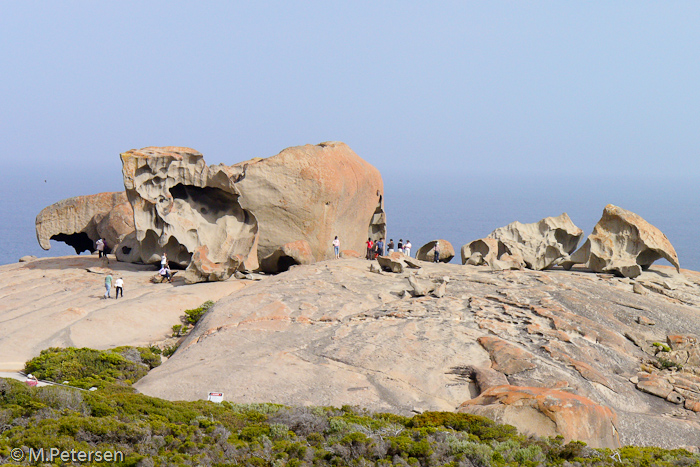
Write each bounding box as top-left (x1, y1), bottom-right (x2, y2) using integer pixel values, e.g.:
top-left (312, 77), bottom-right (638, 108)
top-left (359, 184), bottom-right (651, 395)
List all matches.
top-left (36, 192), bottom-right (133, 254)
top-left (416, 239), bottom-right (455, 263)
top-left (462, 213), bottom-right (583, 271)
top-left (563, 205), bottom-right (680, 278)
top-left (121, 142), bottom-right (385, 281)
top-left (458, 386), bottom-right (620, 449)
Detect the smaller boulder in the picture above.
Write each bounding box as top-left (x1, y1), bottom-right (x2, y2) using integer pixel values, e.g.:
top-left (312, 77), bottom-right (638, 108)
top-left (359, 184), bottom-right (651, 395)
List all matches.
top-left (377, 255), bottom-right (405, 273)
top-left (416, 239), bottom-right (455, 263)
top-left (18, 256), bottom-right (38, 262)
top-left (407, 275), bottom-right (436, 296)
top-left (432, 281), bottom-right (446, 298)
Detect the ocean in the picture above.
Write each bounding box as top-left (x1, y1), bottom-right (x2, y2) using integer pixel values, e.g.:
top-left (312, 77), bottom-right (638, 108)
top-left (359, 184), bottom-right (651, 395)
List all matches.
top-left (1, 171), bottom-right (697, 272)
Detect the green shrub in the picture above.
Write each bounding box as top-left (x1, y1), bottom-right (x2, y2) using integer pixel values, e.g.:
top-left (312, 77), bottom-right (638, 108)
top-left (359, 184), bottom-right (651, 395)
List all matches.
top-left (448, 437), bottom-right (493, 466)
top-left (409, 411), bottom-right (519, 442)
top-left (23, 346), bottom-right (160, 389)
top-left (184, 300), bottom-right (215, 325)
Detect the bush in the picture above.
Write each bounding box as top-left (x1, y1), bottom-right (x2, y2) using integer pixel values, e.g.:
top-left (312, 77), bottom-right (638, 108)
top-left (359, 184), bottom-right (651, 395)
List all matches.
top-left (23, 346), bottom-right (160, 389)
top-left (184, 300), bottom-right (215, 325)
top-left (3, 373), bottom-right (700, 467)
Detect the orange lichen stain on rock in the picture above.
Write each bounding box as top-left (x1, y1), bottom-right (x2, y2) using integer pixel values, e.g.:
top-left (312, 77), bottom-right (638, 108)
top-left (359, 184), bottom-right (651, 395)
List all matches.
top-left (458, 385), bottom-right (620, 449)
top-left (51, 307), bottom-right (87, 320)
top-left (477, 336), bottom-right (537, 375)
top-left (239, 300), bottom-right (293, 325)
top-left (526, 323), bottom-right (572, 343)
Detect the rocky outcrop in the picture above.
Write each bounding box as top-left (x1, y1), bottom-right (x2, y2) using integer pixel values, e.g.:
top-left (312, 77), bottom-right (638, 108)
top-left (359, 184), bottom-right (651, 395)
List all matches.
top-left (458, 386), bottom-right (620, 449)
top-left (121, 142), bottom-right (385, 281)
top-left (416, 240), bottom-right (455, 263)
top-left (36, 192), bottom-right (132, 254)
top-left (462, 214), bottom-right (582, 271)
top-left (563, 205), bottom-right (680, 278)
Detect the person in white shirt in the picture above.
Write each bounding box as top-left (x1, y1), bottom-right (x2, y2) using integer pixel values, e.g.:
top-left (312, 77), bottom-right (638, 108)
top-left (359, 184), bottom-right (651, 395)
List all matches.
top-left (114, 277), bottom-right (124, 299)
top-left (159, 266), bottom-right (172, 283)
top-left (96, 238), bottom-right (104, 258)
top-left (161, 253), bottom-right (168, 269)
top-left (404, 240), bottom-right (412, 258)
top-left (332, 236), bottom-right (340, 259)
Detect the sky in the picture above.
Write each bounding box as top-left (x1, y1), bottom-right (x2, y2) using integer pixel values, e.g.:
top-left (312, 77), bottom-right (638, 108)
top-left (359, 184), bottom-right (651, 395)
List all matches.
top-left (1, 2), bottom-right (699, 266)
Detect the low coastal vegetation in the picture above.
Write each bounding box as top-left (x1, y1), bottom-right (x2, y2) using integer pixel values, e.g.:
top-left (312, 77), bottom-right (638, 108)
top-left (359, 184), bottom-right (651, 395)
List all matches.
top-left (23, 346), bottom-right (161, 389)
top-left (1, 377), bottom-right (699, 466)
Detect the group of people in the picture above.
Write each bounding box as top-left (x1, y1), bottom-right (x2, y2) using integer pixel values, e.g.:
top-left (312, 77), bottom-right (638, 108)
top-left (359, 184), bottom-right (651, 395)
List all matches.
top-left (387, 238), bottom-right (411, 257)
top-left (332, 236), bottom-right (415, 260)
top-left (365, 238), bottom-right (412, 259)
top-left (103, 274), bottom-right (124, 299)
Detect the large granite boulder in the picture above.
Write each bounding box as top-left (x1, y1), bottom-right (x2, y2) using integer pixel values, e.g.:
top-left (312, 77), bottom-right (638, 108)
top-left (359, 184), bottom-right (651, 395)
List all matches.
top-left (563, 205), bottom-right (680, 278)
top-left (121, 142), bottom-right (385, 281)
top-left (416, 239), bottom-right (455, 263)
top-left (458, 385), bottom-right (620, 449)
top-left (36, 192), bottom-right (132, 254)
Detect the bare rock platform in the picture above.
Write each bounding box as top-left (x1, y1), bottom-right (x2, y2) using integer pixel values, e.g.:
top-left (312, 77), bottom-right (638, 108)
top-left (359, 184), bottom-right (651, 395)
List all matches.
top-left (0, 255), bottom-right (246, 371)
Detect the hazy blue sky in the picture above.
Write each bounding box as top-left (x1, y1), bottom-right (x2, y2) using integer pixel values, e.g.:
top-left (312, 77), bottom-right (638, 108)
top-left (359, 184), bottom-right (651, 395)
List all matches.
top-left (3, 2), bottom-right (700, 186)
top-left (1, 3), bottom-right (699, 267)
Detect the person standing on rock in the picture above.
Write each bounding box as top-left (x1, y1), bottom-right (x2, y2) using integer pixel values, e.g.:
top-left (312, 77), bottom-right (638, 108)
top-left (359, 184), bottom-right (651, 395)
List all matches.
top-left (376, 238), bottom-right (385, 256)
top-left (397, 239), bottom-right (404, 253)
top-left (404, 240), bottom-right (412, 258)
top-left (333, 236), bottom-right (340, 259)
top-left (104, 274), bottom-right (113, 299)
top-left (114, 277), bottom-right (124, 299)
top-left (365, 238), bottom-right (374, 260)
top-left (96, 238), bottom-right (104, 258)
top-left (387, 239), bottom-right (395, 253)
top-left (161, 253), bottom-right (168, 270)
top-left (433, 242), bottom-right (440, 263)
